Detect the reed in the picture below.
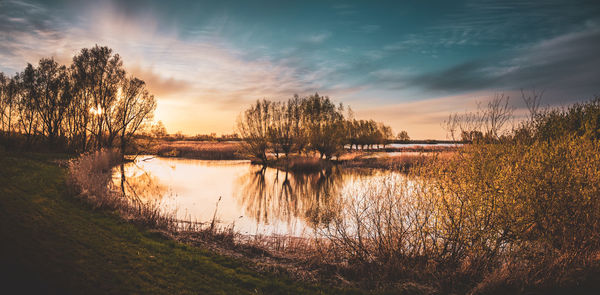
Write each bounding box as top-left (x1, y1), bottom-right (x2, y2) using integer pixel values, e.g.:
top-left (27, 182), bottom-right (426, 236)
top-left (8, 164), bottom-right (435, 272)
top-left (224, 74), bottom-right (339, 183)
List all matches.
top-left (149, 140), bottom-right (243, 160)
top-left (340, 152), bottom-right (432, 171)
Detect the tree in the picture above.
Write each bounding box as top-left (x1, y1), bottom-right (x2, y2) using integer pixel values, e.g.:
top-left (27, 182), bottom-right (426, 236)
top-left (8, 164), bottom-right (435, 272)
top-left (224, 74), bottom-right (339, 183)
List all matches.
top-left (18, 66), bottom-right (40, 144)
top-left (113, 77), bottom-right (156, 157)
top-left (444, 93), bottom-right (514, 142)
top-left (397, 130), bottom-right (410, 141)
top-left (237, 99), bottom-right (272, 163)
top-left (72, 45), bottom-right (126, 149)
top-left (151, 121), bottom-right (167, 138)
top-left (32, 58), bottom-right (73, 146)
top-left (302, 93), bottom-right (345, 159)
top-left (268, 101), bottom-right (296, 158)
top-left (0, 45), bottom-right (156, 153)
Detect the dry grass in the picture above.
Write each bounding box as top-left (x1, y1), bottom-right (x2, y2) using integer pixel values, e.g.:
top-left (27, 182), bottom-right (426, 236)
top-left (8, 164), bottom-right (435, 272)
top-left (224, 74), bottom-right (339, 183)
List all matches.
top-left (148, 140), bottom-right (243, 160)
top-left (340, 151), bottom-right (452, 171)
top-left (378, 144), bottom-right (460, 153)
top-left (68, 149), bottom-right (179, 231)
top-left (266, 156), bottom-right (333, 173)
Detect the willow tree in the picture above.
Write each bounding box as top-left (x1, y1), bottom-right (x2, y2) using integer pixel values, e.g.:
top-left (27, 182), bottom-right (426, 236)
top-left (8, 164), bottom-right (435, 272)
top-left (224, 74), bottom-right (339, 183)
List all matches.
top-left (237, 99), bottom-right (272, 163)
top-left (268, 100), bottom-right (300, 158)
top-left (302, 93), bottom-right (345, 159)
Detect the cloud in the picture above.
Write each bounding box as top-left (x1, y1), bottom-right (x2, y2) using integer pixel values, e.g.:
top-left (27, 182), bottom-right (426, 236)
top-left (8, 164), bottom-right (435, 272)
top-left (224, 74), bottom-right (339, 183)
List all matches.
top-left (399, 24), bottom-right (600, 103)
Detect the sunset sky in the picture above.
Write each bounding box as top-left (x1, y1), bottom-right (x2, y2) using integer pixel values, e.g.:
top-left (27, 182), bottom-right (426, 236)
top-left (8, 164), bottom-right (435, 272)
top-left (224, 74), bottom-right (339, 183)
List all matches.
top-left (1, 0), bottom-right (599, 139)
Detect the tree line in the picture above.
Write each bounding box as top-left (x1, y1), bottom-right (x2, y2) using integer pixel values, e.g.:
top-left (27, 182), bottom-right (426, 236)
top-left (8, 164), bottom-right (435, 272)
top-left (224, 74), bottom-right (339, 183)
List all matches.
top-left (236, 93), bottom-right (396, 161)
top-left (0, 45), bottom-right (156, 154)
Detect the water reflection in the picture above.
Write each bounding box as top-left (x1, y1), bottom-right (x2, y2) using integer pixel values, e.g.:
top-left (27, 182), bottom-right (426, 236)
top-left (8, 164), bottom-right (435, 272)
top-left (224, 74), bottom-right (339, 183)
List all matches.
top-left (117, 163), bottom-right (169, 202)
top-left (113, 157), bottom-right (399, 236)
top-left (235, 166), bottom-right (351, 229)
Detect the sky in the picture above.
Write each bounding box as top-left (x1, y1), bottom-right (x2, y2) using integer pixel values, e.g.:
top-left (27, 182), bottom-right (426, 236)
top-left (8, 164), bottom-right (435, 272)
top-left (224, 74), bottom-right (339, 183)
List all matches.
top-left (1, 0), bottom-right (599, 139)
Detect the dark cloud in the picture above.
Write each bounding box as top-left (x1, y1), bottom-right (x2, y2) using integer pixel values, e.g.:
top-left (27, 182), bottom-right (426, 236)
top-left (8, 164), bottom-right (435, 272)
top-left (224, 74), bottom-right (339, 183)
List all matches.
top-left (405, 24), bottom-right (600, 103)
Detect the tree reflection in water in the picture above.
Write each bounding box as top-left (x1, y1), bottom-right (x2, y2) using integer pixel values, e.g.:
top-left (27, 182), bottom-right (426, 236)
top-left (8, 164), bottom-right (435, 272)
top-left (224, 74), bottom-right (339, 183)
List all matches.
top-left (235, 166), bottom-right (375, 228)
top-left (115, 162), bottom-right (169, 202)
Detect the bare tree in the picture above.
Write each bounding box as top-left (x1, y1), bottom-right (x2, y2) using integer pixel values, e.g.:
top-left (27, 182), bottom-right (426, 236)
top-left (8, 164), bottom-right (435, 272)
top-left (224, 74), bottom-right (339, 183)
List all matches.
top-left (484, 93), bottom-right (513, 139)
top-left (521, 88), bottom-right (544, 122)
top-left (72, 45), bottom-right (125, 149)
top-left (33, 58), bottom-right (73, 146)
top-left (445, 94), bottom-right (513, 142)
top-left (113, 77), bottom-right (156, 157)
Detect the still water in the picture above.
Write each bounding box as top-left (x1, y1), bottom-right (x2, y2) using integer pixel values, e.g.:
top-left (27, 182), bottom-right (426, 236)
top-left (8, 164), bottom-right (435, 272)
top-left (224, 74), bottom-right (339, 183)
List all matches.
top-left (113, 156), bottom-right (405, 236)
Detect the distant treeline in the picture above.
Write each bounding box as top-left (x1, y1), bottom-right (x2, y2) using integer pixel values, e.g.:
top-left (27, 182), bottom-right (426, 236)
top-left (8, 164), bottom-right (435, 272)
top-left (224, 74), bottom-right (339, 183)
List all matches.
top-left (0, 45), bottom-right (156, 153)
top-left (237, 93), bottom-right (399, 161)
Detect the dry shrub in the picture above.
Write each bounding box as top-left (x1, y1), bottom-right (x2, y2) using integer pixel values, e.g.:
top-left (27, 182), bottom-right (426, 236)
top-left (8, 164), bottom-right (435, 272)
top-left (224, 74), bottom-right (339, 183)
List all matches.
top-left (309, 134), bottom-right (600, 292)
top-left (67, 149), bottom-right (125, 209)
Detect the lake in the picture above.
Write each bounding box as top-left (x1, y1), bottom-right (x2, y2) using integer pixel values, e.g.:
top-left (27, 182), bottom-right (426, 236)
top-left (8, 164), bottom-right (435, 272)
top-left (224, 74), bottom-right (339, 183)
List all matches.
top-left (113, 156), bottom-right (406, 236)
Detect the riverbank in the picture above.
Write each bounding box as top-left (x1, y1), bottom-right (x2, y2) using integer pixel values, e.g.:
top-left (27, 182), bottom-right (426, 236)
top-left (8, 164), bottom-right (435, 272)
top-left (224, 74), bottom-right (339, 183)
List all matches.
top-left (0, 151), bottom-right (353, 294)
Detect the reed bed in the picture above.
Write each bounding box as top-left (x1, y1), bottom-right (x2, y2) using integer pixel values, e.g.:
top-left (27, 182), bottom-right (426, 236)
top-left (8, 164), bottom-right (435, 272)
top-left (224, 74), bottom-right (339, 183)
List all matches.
top-left (149, 140), bottom-right (243, 160)
top-left (361, 144), bottom-right (460, 153)
top-left (340, 152), bottom-right (442, 171)
top-left (265, 156), bottom-right (333, 173)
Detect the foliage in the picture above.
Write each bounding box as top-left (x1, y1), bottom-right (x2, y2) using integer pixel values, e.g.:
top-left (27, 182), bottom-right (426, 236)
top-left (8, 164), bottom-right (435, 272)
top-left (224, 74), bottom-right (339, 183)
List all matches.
top-left (396, 130), bottom-right (410, 141)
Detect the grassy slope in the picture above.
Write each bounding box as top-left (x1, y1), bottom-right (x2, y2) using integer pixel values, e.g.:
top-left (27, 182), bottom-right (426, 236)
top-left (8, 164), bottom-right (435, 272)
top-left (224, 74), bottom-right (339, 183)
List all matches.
top-left (0, 152), bottom-right (354, 294)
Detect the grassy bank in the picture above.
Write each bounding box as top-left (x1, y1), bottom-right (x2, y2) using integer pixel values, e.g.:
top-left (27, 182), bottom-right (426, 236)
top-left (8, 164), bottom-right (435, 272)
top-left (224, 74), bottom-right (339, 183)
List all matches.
top-left (0, 151), bottom-right (354, 294)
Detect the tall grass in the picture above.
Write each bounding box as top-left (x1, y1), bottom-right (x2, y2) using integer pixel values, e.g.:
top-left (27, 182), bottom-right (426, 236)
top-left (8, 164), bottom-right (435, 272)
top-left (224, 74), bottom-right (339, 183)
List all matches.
top-left (340, 152), bottom-right (437, 171)
top-left (68, 149), bottom-right (178, 231)
top-left (149, 140), bottom-right (242, 159)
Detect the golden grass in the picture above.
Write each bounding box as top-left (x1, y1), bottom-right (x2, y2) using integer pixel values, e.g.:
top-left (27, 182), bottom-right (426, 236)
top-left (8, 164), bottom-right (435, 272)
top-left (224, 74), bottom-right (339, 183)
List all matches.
top-left (149, 140), bottom-right (243, 159)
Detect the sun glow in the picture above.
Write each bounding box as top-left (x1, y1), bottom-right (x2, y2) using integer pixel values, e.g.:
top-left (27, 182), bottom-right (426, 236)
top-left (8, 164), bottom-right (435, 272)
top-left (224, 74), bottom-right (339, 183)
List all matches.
top-left (90, 105), bottom-right (103, 115)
